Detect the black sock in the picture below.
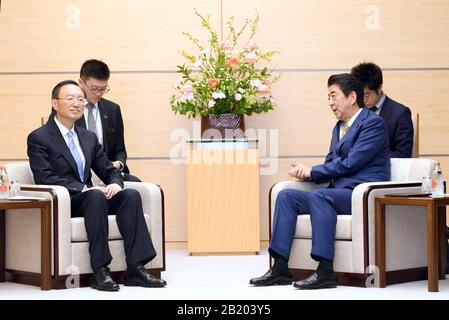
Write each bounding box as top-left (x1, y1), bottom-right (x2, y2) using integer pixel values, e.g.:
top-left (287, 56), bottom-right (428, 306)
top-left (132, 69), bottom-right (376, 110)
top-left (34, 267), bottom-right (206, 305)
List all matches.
top-left (316, 257), bottom-right (334, 277)
top-left (126, 262), bottom-right (143, 271)
top-left (271, 252), bottom-right (289, 275)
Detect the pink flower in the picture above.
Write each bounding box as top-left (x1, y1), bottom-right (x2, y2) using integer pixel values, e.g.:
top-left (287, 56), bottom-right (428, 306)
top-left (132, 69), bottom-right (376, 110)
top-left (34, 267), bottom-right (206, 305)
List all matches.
top-left (229, 57), bottom-right (239, 69)
top-left (245, 52), bottom-right (257, 65)
top-left (258, 82), bottom-right (272, 94)
top-left (219, 40), bottom-right (233, 50)
top-left (182, 84), bottom-right (193, 93)
top-left (244, 39), bottom-right (256, 52)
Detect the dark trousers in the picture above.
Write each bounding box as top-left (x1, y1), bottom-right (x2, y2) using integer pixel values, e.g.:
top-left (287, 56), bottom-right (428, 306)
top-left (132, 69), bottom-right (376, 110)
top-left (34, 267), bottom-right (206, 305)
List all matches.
top-left (269, 188), bottom-right (352, 262)
top-left (71, 189), bottom-right (156, 272)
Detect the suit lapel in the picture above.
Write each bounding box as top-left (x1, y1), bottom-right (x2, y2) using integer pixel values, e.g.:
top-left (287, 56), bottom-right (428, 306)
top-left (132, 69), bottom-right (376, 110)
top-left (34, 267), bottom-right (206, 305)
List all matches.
top-left (330, 123), bottom-right (341, 158)
top-left (335, 108), bottom-right (369, 153)
top-left (47, 118), bottom-right (80, 179)
top-left (379, 95), bottom-right (393, 119)
top-left (76, 115), bottom-right (87, 129)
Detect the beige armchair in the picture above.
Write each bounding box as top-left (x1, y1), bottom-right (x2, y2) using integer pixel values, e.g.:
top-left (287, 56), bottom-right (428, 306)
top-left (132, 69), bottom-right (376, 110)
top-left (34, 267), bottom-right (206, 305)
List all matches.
top-left (4, 162), bottom-right (165, 289)
top-left (269, 158), bottom-right (438, 286)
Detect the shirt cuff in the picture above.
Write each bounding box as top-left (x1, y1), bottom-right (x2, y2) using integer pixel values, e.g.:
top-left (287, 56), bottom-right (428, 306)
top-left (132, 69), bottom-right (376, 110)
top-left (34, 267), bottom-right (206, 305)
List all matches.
top-left (118, 161), bottom-right (124, 171)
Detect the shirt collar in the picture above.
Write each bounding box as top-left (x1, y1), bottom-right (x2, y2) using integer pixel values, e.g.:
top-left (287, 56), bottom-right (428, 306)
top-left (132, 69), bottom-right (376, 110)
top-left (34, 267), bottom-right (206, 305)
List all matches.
top-left (54, 116), bottom-right (75, 137)
top-left (345, 108), bottom-right (363, 128)
top-left (375, 92), bottom-right (386, 111)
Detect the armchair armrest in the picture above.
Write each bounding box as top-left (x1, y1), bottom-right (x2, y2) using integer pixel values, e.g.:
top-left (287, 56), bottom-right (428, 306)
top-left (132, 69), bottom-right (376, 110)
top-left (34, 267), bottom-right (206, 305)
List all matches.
top-left (123, 181), bottom-right (164, 269)
top-left (350, 180), bottom-right (422, 273)
top-left (15, 184), bottom-right (72, 275)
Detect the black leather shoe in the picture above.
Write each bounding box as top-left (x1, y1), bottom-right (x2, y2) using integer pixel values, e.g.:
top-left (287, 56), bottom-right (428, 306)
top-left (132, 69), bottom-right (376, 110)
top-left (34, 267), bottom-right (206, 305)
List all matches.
top-left (293, 272), bottom-right (337, 290)
top-left (249, 269), bottom-right (292, 286)
top-left (124, 265), bottom-right (167, 288)
top-left (90, 267), bottom-right (120, 292)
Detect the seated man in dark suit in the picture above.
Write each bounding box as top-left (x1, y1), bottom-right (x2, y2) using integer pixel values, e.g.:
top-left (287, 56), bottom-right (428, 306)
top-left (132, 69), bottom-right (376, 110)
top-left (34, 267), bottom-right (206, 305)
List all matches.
top-left (50, 59), bottom-right (141, 181)
top-left (351, 62), bottom-right (414, 158)
top-left (250, 74), bottom-right (390, 289)
top-left (28, 80), bottom-right (166, 291)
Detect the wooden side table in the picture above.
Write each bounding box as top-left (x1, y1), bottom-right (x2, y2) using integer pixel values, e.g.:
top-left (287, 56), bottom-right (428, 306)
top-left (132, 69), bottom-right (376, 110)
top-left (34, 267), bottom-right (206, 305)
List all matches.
top-left (0, 199), bottom-right (52, 290)
top-left (186, 139), bottom-right (260, 255)
top-left (375, 195), bottom-right (448, 292)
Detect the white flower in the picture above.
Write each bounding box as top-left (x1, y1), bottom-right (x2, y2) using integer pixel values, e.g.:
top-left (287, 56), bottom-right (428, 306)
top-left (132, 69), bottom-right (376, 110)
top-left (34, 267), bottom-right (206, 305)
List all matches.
top-left (193, 60), bottom-right (201, 68)
top-left (238, 88), bottom-right (245, 93)
top-left (200, 50), bottom-right (208, 56)
top-left (250, 79), bottom-right (262, 88)
top-left (212, 91), bottom-right (226, 99)
top-left (235, 93), bottom-right (242, 101)
top-left (208, 100), bottom-right (216, 107)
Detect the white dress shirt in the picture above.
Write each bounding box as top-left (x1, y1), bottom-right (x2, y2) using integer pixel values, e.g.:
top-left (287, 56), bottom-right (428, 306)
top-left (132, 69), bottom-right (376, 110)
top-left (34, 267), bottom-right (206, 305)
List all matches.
top-left (54, 116), bottom-right (86, 169)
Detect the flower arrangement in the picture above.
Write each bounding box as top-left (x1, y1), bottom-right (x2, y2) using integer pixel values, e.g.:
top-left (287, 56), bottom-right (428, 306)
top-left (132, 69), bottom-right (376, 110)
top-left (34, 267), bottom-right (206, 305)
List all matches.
top-left (170, 10), bottom-right (279, 118)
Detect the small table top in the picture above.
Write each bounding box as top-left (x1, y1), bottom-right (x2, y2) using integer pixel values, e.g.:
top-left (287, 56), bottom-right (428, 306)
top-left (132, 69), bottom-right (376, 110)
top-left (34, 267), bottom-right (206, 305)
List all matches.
top-left (0, 199), bottom-right (50, 209)
top-left (377, 194), bottom-right (449, 206)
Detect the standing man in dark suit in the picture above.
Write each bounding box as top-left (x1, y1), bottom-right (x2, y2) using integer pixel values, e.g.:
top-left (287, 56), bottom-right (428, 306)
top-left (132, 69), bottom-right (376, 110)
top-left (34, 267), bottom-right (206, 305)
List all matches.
top-left (49, 59), bottom-right (141, 181)
top-left (351, 62), bottom-right (414, 158)
top-left (250, 74), bottom-right (390, 289)
top-left (28, 80), bottom-right (166, 291)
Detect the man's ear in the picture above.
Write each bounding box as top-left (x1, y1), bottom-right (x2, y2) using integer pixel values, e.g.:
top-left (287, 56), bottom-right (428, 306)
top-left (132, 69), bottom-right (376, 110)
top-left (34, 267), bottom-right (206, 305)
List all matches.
top-left (377, 84), bottom-right (383, 94)
top-left (51, 99), bottom-right (58, 111)
top-left (350, 91), bottom-right (357, 105)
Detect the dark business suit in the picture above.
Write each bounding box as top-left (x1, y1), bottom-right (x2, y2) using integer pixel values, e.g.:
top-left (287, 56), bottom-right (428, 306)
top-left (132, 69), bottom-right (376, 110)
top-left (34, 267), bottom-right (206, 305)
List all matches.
top-left (27, 118), bottom-right (155, 271)
top-left (379, 96), bottom-right (413, 158)
top-left (50, 98), bottom-right (141, 181)
top-left (270, 107), bottom-right (390, 261)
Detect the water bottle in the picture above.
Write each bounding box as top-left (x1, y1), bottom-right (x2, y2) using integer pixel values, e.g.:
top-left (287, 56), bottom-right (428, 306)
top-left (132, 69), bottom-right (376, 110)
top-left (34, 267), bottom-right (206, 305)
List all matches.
top-left (0, 166), bottom-right (9, 199)
top-left (9, 181), bottom-right (21, 198)
top-left (431, 162), bottom-right (444, 197)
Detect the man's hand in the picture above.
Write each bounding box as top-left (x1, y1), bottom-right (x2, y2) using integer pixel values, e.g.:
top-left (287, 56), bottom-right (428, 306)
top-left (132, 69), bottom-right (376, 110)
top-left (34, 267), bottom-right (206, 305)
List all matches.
top-left (104, 183), bottom-right (122, 199)
top-left (83, 184), bottom-right (122, 199)
top-left (112, 161), bottom-right (122, 170)
top-left (289, 162), bottom-right (311, 180)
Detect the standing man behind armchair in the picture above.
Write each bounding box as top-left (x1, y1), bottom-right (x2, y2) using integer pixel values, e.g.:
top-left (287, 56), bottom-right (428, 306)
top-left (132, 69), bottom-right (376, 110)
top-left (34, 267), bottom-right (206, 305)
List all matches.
top-left (29, 80), bottom-right (166, 291)
top-left (250, 74), bottom-right (390, 290)
top-left (351, 62), bottom-right (414, 158)
top-left (78, 59), bottom-right (142, 181)
top-left (51, 59), bottom-right (141, 181)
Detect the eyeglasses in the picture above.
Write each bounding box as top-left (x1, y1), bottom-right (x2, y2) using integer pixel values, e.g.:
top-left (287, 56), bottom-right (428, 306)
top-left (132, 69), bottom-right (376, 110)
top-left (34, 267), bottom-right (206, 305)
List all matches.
top-left (81, 79), bottom-right (110, 95)
top-left (54, 96), bottom-right (88, 106)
